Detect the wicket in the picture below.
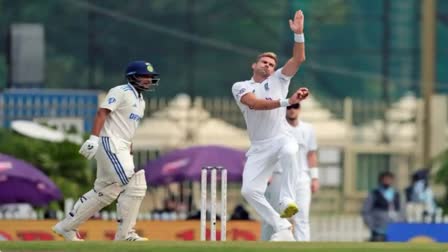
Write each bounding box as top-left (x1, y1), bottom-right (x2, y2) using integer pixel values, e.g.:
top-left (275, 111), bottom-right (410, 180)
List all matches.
top-left (200, 166), bottom-right (227, 241)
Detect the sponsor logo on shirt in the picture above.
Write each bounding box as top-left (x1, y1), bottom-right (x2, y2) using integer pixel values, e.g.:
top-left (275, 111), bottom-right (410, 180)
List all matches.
top-left (129, 113), bottom-right (142, 121)
top-left (236, 88), bottom-right (246, 99)
top-left (108, 97), bottom-right (116, 104)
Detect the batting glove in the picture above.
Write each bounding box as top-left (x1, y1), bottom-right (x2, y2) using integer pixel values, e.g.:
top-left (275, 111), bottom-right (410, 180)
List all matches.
top-left (79, 135), bottom-right (100, 160)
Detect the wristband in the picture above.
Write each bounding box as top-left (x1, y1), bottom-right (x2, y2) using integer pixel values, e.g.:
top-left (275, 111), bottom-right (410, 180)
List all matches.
top-left (294, 33), bottom-right (305, 43)
top-left (89, 135), bottom-right (99, 142)
top-left (310, 167), bottom-right (319, 179)
top-left (279, 99), bottom-right (290, 107)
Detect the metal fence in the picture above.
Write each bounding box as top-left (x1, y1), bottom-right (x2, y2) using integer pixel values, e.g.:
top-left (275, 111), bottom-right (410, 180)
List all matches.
top-left (145, 96), bottom-right (246, 129)
top-left (311, 215), bottom-right (369, 241)
top-left (144, 96), bottom-right (394, 129)
top-left (0, 89), bottom-right (98, 132)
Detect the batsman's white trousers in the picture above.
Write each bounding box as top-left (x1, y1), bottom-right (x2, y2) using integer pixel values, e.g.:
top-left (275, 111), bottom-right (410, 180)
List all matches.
top-left (57, 135), bottom-right (140, 232)
top-left (96, 136), bottom-right (135, 186)
top-left (261, 171), bottom-right (311, 241)
top-left (241, 134), bottom-right (300, 233)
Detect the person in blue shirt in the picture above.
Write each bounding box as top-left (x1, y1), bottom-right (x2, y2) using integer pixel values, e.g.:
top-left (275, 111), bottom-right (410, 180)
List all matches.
top-left (405, 169), bottom-right (437, 220)
top-left (361, 171), bottom-right (405, 241)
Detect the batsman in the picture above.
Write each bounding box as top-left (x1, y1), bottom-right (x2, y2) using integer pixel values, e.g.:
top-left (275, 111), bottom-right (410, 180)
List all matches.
top-left (53, 61), bottom-right (159, 241)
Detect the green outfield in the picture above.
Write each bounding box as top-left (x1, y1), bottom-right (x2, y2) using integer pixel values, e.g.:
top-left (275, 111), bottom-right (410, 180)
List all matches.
top-left (0, 241), bottom-right (447, 252)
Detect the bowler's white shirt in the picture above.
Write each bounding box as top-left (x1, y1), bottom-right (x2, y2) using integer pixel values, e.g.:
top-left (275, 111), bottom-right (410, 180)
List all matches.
top-left (100, 83), bottom-right (145, 143)
top-left (232, 68), bottom-right (292, 142)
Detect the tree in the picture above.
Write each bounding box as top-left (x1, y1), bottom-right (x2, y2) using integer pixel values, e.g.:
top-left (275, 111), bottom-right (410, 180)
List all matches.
top-left (435, 149), bottom-right (448, 210)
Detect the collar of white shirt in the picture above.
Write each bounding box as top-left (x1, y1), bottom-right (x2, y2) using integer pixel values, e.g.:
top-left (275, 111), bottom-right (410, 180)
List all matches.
top-left (127, 82), bottom-right (142, 99)
top-left (250, 78), bottom-right (261, 85)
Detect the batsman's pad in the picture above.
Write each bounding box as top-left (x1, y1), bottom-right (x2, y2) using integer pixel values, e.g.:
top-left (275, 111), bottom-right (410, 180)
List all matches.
top-left (122, 169), bottom-right (147, 197)
top-left (115, 170), bottom-right (147, 240)
top-left (60, 183), bottom-right (122, 231)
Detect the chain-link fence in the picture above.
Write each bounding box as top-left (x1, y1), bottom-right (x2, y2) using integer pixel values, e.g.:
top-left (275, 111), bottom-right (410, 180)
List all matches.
top-left (1, 0), bottom-right (447, 99)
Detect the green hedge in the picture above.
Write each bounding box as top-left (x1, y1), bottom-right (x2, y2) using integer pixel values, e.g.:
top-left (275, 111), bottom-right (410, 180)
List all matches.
top-left (0, 128), bottom-right (94, 208)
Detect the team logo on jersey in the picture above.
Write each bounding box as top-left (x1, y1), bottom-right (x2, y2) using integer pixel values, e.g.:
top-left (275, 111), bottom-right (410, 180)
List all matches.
top-left (264, 82), bottom-right (270, 91)
top-left (265, 97), bottom-right (272, 100)
top-left (146, 63), bottom-right (154, 72)
top-left (108, 97), bottom-right (116, 104)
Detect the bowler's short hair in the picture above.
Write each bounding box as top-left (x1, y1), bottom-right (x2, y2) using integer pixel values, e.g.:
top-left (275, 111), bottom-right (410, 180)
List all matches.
top-left (255, 52), bottom-right (278, 65)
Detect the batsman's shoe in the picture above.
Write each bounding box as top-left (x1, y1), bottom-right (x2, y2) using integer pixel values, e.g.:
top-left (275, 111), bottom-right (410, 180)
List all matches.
top-left (270, 228), bottom-right (295, 241)
top-left (52, 223), bottom-right (84, 241)
top-left (115, 231), bottom-right (148, 241)
top-left (280, 202), bottom-right (299, 218)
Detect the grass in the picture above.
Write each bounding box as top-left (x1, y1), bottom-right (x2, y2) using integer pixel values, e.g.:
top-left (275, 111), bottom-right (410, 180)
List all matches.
top-left (0, 241), bottom-right (447, 252)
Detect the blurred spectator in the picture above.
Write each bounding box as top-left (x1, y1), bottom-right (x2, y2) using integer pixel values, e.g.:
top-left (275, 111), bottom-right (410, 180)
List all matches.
top-left (186, 210), bottom-right (221, 220)
top-left (361, 171), bottom-right (405, 241)
top-left (44, 208), bottom-right (58, 219)
top-left (162, 195), bottom-right (178, 212)
top-left (186, 204), bottom-right (250, 221)
top-left (151, 194), bottom-right (189, 220)
top-left (230, 204), bottom-right (250, 220)
top-left (0, 203), bottom-right (34, 219)
top-left (405, 169), bottom-right (437, 220)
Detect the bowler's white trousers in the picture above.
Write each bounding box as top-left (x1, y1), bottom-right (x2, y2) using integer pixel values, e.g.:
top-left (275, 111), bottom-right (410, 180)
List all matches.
top-left (241, 134), bottom-right (300, 233)
top-left (261, 171), bottom-right (312, 241)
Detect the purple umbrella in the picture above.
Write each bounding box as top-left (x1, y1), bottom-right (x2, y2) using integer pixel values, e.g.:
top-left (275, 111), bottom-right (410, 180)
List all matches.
top-left (143, 145), bottom-right (246, 186)
top-left (0, 153), bottom-right (62, 206)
